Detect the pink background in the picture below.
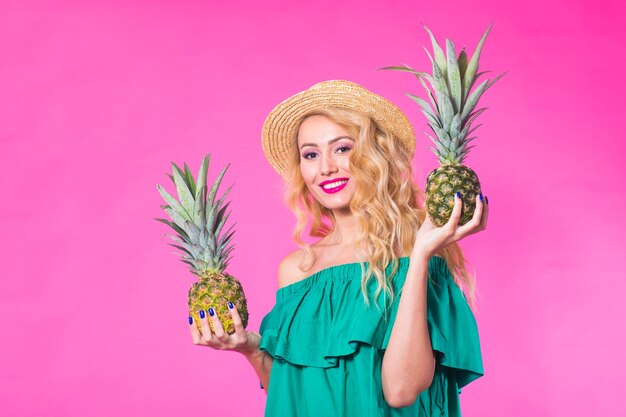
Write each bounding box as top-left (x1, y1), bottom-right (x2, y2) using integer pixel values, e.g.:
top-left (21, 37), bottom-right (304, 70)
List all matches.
top-left (2, 0), bottom-right (624, 416)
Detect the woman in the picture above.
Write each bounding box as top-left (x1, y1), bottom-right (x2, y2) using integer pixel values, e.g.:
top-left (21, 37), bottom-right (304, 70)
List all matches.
top-left (189, 80), bottom-right (488, 416)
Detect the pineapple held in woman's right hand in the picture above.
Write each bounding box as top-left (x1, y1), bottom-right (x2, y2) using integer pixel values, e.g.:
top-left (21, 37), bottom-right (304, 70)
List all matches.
top-left (155, 153), bottom-right (249, 335)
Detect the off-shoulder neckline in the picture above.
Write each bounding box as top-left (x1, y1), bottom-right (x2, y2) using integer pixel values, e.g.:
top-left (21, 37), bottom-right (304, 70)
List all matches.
top-left (277, 256), bottom-right (444, 294)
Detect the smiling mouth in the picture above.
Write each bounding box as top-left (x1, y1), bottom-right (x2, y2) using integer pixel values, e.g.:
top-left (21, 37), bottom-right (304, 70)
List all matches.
top-left (319, 179), bottom-right (349, 194)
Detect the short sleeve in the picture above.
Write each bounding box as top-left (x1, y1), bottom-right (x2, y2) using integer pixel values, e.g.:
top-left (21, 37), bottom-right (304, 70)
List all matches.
top-left (382, 256), bottom-right (484, 389)
top-left (425, 257), bottom-right (484, 388)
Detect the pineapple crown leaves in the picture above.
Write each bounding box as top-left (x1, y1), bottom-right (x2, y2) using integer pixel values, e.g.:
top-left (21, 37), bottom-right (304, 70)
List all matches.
top-left (154, 153), bottom-right (236, 275)
top-left (379, 22), bottom-right (508, 165)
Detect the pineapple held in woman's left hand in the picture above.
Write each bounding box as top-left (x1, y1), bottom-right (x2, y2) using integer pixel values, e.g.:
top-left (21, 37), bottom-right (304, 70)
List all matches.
top-left (154, 153), bottom-right (248, 335)
top-left (381, 23), bottom-right (507, 226)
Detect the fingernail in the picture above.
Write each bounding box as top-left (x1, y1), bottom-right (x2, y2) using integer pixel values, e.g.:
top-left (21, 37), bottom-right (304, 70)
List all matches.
top-left (228, 302), bottom-right (234, 309)
top-left (485, 196), bottom-right (489, 205)
top-left (208, 308), bottom-right (215, 317)
top-left (455, 191), bottom-right (461, 199)
top-left (199, 310), bottom-right (205, 319)
top-left (188, 316), bottom-right (193, 325)
top-left (479, 193), bottom-right (483, 201)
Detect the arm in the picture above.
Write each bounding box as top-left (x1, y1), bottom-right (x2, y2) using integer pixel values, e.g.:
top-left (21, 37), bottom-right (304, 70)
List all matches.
top-left (381, 253), bottom-right (435, 408)
top-left (382, 193), bottom-right (489, 407)
top-left (188, 303), bottom-right (272, 395)
top-left (242, 349), bottom-right (273, 395)
top-left (240, 248), bottom-right (301, 396)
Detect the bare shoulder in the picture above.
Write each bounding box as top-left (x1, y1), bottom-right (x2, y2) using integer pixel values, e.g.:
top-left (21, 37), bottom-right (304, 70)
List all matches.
top-left (277, 249), bottom-right (307, 289)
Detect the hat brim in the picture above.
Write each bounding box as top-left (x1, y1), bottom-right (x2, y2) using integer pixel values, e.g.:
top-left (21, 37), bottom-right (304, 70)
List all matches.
top-left (262, 80), bottom-right (415, 180)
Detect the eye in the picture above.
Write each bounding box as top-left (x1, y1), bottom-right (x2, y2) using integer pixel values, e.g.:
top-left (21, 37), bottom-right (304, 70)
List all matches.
top-left (302, 151), bottom-right (317, 160)
top-left (336, 145), bottom-right (352, 154)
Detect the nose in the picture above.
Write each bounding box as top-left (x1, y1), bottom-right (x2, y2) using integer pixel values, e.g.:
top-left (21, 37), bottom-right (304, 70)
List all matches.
top-left (320, 152), bottom-right (338, 176)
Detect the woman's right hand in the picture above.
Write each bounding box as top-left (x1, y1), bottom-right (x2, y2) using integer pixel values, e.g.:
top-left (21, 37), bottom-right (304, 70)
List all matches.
top-left (189, 304), bottom-right (261, 356)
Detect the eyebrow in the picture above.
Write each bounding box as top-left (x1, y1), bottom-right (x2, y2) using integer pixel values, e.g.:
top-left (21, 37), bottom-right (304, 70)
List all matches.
top-left (299, 136), bottom-right (354, 150)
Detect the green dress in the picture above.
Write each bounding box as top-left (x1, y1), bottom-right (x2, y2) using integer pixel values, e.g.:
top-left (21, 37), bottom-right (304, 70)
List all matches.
top-left (259, 256), bottom-right (483, 416)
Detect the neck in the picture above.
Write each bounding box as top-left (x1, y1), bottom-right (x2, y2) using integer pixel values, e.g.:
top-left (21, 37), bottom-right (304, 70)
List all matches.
top-left (325, 207), bottom-right (359, 247)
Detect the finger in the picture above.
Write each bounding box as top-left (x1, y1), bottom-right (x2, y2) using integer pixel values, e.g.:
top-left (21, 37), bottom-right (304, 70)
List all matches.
top-left (208, 307), bottom-right (228, 341)
top-left (199, 309), bottom-right (213, 343)
top-left (228, 302), bottom-right (246, 336)
top-left (446, 191), bottom-right (463, 230)
top-left (189, 315), bottom-right (205, 345)
top-left (456, 193), bottom-right (484, 237)
top-left (481, 195), bottom-right (489, 229)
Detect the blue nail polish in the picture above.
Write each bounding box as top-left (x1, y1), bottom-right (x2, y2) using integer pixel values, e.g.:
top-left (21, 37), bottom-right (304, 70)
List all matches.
top-left (199, 310), bottom-right (205, 319)
top-left (485, 196), bottom-right (489, 205)
top-left (208, 308), bottom-right (215, 317)
top-left (188, 316), bottom-right (193, 325)
top-left (228, 302), bottom-right (234, 309)
top-left (455, 191), bottom-right (461, 199)
top-left (479, 194), bottom-right (483, 201)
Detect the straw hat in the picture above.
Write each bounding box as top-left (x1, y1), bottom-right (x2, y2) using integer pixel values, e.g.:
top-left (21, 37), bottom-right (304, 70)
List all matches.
top-left (261, 79), bottom-right (415, 180)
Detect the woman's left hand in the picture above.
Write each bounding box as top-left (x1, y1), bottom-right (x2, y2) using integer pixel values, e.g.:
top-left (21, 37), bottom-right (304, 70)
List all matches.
top-left (412, 193), bottom-right (489, 260)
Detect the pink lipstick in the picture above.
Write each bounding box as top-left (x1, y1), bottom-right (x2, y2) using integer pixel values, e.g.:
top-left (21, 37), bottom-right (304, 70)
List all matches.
top-left (319, 178), bottom-right (349, 194)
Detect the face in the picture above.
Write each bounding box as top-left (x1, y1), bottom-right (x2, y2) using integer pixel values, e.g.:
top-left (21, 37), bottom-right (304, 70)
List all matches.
top-left (297, 115), bottom-right (356, 213)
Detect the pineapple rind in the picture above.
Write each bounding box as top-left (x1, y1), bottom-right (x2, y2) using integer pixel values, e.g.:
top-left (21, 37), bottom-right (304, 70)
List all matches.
top-left (426, 165), bottom-right (481, 227)
top-left (188, 273), bottom-right (249, 335)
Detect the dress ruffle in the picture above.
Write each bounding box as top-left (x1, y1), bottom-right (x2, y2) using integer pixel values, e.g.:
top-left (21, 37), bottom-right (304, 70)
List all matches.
top-left (259, 256), bottom-right (483, 388)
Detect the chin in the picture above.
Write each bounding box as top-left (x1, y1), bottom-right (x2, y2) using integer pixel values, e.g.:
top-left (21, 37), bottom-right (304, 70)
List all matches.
top-left (321, 200), bottom-right (351, 211)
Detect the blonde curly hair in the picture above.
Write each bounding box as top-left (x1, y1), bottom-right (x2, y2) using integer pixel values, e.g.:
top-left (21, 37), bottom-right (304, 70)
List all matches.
top-left (282, 107), bottom-right (480, 312)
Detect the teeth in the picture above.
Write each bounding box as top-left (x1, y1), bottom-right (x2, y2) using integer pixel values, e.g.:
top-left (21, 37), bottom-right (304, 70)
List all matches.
top-left (322, 180), bottom-right (348, 189)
